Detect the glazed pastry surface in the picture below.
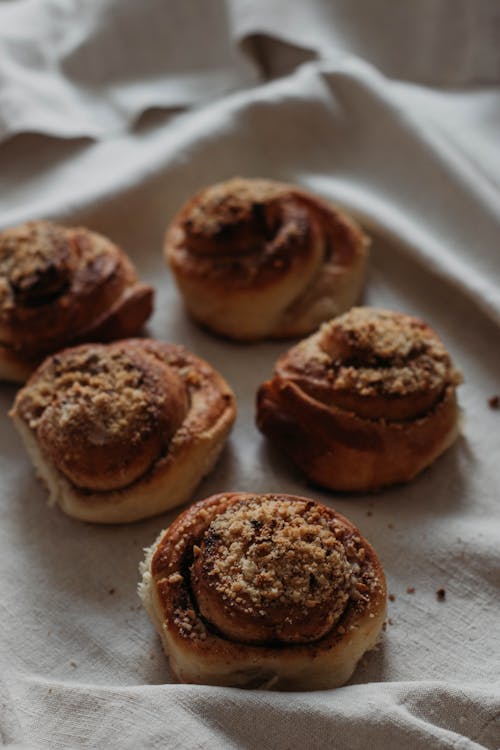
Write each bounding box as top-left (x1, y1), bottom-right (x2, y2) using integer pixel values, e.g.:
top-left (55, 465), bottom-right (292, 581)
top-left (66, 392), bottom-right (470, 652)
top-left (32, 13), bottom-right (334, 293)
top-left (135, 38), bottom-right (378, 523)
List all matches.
top-left (165, 178), bottom-right (369, 340)
top-left (139, 492), bottom-right (386, 690)
top-left (256, 307), bottom-right (462, 491)
top-left (10, 339), bottom-right (236, 522)
top-left (0, 221), bottom-right (153, 381)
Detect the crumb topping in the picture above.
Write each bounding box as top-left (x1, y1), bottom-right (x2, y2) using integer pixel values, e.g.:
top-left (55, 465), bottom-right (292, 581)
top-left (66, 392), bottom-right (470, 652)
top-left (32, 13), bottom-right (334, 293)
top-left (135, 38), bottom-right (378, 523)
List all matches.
top-left (0, 222), bottom-right (76, 312)
top-left (0, 221), bottom-right (119, 346)
top-left (199, 497), bottom-right (352, 617)
top-left (15, 343), bottom-right (190, 489)
top-left (172, 606), bottom-right (208, 641)
top-left (322, 307), bottom-right (461, 397)
top-left (19, 345), bottom-right (187, 462)
top-left (183, 179), bottom-right (287, 240)
top-left (173, 178), bottom-right (327, 290)
top-left (20, 347), bottom-right (166, 437)
top-left (0, 221), bottom-right (114, 318)
top-left (165, 495), bottom-right (384, 645)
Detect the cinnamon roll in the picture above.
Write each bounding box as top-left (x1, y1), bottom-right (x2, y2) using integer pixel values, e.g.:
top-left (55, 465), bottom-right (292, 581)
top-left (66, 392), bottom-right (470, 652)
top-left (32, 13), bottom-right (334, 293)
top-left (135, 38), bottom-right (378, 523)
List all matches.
top-left (0, 221), bottom-right (153, 382)
top-left (165, 178), bottom-right (369, 340)
top-left (256, 307), bottom-right (462, 491)
top-left (139, 493), bottom-right (386, 690)
top-left (10, 339), bottom-right (236, 523)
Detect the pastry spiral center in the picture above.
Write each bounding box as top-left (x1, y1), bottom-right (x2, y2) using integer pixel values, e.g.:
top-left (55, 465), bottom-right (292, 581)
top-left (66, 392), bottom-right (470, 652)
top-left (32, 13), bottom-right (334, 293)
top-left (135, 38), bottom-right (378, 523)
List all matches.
top-left (0, 222), bottom-right (74, 310)
top-left (182, 180), bottom-right (287, 252)
top-left (190, 496), bottom-right (352, 644)
top-left (178, 178), bottom-right (322, 284)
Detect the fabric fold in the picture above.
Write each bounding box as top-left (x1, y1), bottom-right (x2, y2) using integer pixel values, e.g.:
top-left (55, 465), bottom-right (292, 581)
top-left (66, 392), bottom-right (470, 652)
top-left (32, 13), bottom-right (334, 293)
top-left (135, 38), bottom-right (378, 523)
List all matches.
top-left (2, 674), bottom-right (499, 749)
top-left (229, 0), bottom-right (500, 85)
top-left (0, 0), bottom-right (256, 143)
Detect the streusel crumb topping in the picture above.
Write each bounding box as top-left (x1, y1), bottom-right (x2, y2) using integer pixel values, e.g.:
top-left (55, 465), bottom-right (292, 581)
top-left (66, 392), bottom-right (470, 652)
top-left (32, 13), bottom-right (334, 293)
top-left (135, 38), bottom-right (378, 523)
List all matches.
top-left (0, 221), bottom-right (114, 317)
top-left (183, 178), bottom-right (287, 239)
top-left (18, 345), bottom-right (185, 447)
top-left (322, 307), bottom-right (461, 397)
top-left (200, 496), bottom-right (352, 617)
top-left (0, 222), bottom-right (75, 312)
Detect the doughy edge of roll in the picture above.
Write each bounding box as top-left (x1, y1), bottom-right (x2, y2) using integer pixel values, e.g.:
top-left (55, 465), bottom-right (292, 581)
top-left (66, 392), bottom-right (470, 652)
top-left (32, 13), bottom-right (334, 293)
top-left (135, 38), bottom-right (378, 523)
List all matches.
top-left (256, 377), bottom-right (461, 491)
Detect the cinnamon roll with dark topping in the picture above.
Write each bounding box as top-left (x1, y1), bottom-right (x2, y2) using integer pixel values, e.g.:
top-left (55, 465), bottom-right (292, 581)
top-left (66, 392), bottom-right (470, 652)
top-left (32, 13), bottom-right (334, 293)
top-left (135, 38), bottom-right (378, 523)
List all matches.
top-left (0, 221), bottom-right (153, 382)
top-left (165, 178), bottom-right (368, 340)
top-left (139, 493), bottom-right (386, 690)
top-left (256, 308), bottom-right (462, 491)
top-left (10, 339), bottom-right (236, 523)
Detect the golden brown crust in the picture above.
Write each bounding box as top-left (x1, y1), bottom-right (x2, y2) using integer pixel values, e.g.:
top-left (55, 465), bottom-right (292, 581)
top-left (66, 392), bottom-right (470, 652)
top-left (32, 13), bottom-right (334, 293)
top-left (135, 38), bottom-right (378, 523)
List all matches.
top-left (139, 492), bottom-right (386, 690)
top-left (165, 178), bottom-right (369, 340)
top-left (256, 307), bottom-right (462, 491)
top-left (0, 221), bottom-right (153, 381)
top-left (10, 339), bottom-right (236, 522)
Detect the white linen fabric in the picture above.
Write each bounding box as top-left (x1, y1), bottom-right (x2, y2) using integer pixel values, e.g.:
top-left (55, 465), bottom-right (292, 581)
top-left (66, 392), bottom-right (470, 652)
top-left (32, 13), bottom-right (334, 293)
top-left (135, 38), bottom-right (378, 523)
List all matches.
top-left (0, 0), bottom-right (257, 142)
top-left (230, 0), bottom-right (500, 85)
top-left (1, 2), bottom-right (500, 749)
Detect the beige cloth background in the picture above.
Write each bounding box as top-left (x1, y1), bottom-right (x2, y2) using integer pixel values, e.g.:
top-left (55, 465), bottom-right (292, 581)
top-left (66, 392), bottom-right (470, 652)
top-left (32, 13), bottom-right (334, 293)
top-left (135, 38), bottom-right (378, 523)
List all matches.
top-left (1, 2), bottom-right (499, 748)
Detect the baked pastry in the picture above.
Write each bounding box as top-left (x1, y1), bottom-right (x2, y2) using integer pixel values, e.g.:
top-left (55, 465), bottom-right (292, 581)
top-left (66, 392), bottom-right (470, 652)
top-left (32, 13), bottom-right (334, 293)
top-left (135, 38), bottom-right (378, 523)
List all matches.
top-left (0, 220), bottom-right (153, 382)
top-left (10, 339), bottom-right (236, 523)
top-left (139, 492), bottom-right (386, 690)
top-left (256, 307), bottom-right (462, 491)
top-left (165, 177), bottom-right (369, 340)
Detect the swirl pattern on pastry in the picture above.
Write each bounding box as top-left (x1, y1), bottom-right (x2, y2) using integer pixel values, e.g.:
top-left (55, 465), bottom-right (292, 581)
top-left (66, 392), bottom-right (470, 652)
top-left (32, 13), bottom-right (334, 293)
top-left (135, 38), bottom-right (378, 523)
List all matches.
top-left (10, 339), bottom-right (236, 523)
top-left (256, 307), bottom-right (462, 491)
top-left (139, 492), bottom-right (386, 690)
top-left (165, 178), bottom-right (369, 340)
top-left (0, 221), bottom-right (153, 382)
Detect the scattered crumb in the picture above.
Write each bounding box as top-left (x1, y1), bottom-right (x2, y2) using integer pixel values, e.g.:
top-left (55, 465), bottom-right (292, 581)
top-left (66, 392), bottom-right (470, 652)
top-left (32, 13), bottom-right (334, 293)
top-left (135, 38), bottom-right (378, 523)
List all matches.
top-left (70, 661), bottom-right (77, 668)
top-left (388, 594), bottom-right (395, 602)
top-left (406, 587), bottom-right (415, 594)
top-left (108, 588), bottom-right (115, 595)
top-left (488, 395), bottom-right (499, 409)
top-left (366, 510), bottom-right (373, 517)
top-left (48, 688), bottom-right (52, 694)
top-left (388, 618), bottom-right (394, 626)
top-left (387, 523), bottom-right (394, 529)
top-left (436, 588), bottom-right (446, 601)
